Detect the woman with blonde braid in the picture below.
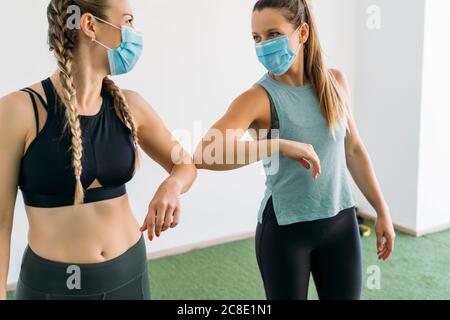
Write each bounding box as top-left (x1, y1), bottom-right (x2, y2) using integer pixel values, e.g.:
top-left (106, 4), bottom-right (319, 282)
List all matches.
top-left (0, 0), bottom-right (197, 300)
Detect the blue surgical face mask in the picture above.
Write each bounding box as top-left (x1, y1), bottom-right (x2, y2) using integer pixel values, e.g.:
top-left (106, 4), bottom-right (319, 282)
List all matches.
top-left (92, 16), bottom-right (143, 76)
top-left (255, 27), bottom-right (302, 76)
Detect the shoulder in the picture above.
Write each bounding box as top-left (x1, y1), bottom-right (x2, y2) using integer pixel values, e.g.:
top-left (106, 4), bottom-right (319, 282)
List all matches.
top-left (0, 80), bottom-right (45, 113)
top-left (121, 89), bottom-right (160, 129)
top-left (329, 68), bottom-right (346, 83)
top-left (329, 68), bottom-right (351, 99)
top-left (0, 89), bottom-right (39, 157)
top-left (213, 84), bottom-right (270, 129)
top-left (122, 89), bottom-right (144, 103)
top-left (0, 90), bottom-right (36, 134)
top-left (241, 84), bottom-right (269, 103)
top-left (229, 84), bottom-right (270, 114)
top-left (122, 89), bottom-right (154, 115)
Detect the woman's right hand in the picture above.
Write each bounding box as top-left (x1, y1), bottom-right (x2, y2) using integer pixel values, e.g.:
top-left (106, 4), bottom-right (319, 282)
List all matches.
top-left (279, 139), bottom-right (321, 179)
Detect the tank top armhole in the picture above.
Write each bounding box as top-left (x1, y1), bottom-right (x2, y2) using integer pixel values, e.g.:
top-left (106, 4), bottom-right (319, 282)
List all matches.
top-left (256, 84), bottom-right (279, 140)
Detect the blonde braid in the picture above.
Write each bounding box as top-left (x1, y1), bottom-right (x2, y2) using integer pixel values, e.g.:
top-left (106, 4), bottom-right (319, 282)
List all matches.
top-left (48, 0), bottom-right (85, 205)
top-left (102, 77), bottom-right (141, 174)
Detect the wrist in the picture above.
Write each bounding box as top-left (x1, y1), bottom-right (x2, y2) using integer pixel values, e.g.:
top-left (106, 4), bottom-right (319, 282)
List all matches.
top-left (164, 176), bottom-right (183, 194)
top-left (376, 204), bottom-right (390, 218)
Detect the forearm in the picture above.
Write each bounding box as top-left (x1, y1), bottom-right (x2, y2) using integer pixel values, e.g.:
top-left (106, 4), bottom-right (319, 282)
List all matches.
top-left (346, 145), bottom-right (390, 216)
top-left (0, 229), bottom-right (12, 299)
top-left (165, 151), bottom-right (197, 195)
top-left (195, 138), bottom-right (280, 171)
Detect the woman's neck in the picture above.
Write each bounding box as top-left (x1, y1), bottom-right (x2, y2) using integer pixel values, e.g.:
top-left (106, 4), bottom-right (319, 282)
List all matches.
top-left (51, 65), bottom-right (105, 113)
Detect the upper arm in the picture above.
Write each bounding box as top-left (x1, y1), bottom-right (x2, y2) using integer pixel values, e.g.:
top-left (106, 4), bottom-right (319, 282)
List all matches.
top-left (123, 90), bottom-right (187, 174)
top-left (200, 85), bottom-right (270, 144)
top-left (0, 92), bottom-right (31, 229)
top-left (329, 68), bottom-right (363, 156)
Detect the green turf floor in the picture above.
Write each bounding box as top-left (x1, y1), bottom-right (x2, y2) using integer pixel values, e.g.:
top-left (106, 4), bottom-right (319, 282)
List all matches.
top-left (7, 220), bottom-right (450, 300)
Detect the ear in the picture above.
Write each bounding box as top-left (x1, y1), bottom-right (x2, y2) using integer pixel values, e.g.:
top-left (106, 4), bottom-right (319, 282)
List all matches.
top-left (299, 22), bottom-right (310, 45)
top-left (79, 13), bottom-right (97, 41)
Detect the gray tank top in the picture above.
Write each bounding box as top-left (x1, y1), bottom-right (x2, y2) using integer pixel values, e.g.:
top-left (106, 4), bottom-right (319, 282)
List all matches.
top-left (256, 72), bottom-right (355, 225)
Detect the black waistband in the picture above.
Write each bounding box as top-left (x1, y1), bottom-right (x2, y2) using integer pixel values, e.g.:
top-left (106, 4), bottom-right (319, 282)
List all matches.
top-left (18, 234), bottom-right (147, 295)
top-left (21, 184), bottom-right (127, 208)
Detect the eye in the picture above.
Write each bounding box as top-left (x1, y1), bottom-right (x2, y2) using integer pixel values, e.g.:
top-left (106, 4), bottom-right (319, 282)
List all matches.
top-left (268, 31), bottom-right (281, 39)
top-left (126, 18), bottom-right (134, 25)
top-left (253, 35), bottom-right (261, 43)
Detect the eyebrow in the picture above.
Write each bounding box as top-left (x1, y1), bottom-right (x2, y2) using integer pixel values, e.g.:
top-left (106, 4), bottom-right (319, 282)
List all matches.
top-left (253, 28), bottom-right (281, 35)
top-left (123, 13), bottom-right (134, 19)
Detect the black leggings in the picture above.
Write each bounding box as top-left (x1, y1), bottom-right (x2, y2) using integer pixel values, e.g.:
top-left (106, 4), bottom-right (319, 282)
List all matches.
top-left (14, 234), bottom-right (151, 300)
top-left (255, 196), bottom-right (362, 300)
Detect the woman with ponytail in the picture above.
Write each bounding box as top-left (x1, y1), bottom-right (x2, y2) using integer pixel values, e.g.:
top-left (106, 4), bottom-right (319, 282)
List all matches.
top-left (0, 0), bottom-right (196, 300)
top-left (195, 0), bottom-right (395, 299)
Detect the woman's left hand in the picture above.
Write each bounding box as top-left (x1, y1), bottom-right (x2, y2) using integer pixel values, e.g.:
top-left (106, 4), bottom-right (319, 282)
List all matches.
top-left (140, 178), bottom-right (182, 241)
top-left (374, 211), bottom-right (396, 261)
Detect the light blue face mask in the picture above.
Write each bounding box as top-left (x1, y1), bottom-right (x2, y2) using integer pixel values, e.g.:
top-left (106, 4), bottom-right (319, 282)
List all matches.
top-left (92, 16), bottom-right (143, 76)
top-left (255, 27), bottom-right (301, 76)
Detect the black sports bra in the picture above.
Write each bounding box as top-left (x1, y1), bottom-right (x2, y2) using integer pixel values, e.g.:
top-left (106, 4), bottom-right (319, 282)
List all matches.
top-left (258, 85), bottom-right (279, 139)
top-left (18, 78), bottom-right (136, 208)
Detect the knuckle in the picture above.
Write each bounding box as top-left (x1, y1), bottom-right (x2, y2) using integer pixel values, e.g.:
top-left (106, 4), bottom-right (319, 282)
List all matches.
top-left (158, 201), bottom-right (168, 209)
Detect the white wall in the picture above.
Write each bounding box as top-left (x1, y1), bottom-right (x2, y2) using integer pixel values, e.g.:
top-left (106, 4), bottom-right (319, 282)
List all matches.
top-left (352, 0), bottom-right (426, 231)
top-left (313, 0), bottom-right (358, 95)
top-left (417, 0), bottom-right (450, 234)
top-left (352, 0), bottom-right (450, 235)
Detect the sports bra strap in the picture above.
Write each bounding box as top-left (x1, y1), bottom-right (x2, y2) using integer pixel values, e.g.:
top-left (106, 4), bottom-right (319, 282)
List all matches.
top-left (21, 87), bottom-right (48, 110)
top-left (20, 89), bottom-right (40, 137)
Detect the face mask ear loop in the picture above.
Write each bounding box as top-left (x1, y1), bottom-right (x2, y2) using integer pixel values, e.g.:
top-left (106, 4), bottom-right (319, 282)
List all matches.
top-left (91, 15), bottom-right (122, 50)
top-left (92, 15), bottom-right (122, 31)
top-left (91, 37), bottom-right (112, 50)
top-left (292, 25), bottom-right (303, 55)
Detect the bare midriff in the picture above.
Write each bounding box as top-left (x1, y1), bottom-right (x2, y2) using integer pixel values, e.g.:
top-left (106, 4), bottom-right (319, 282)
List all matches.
top-left (25, 193), bottom-right (143, 264)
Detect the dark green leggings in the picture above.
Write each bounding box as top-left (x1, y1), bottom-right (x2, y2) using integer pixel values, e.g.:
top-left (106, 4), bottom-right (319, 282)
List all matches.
top-left (14, 234), bottom-right (151, 300)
